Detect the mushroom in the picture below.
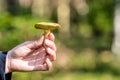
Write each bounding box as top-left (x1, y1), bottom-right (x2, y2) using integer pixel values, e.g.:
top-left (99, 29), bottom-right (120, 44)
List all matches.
top-left (35, 22), bottom-right (61, 38)
top-left (34, 22), bottom-right (61, 62)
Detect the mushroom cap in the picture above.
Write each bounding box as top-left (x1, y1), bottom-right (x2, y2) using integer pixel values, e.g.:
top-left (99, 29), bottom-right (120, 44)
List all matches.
top-left (35, 22), bottom-right (61, 30)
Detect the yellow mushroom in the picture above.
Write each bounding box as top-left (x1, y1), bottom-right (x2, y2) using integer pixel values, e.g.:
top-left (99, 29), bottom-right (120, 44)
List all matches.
top-left (35, 22), bottom-right (61, 38)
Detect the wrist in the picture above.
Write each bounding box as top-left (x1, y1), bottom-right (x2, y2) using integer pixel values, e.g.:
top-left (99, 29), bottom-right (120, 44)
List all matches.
top-left (5, 51), bottom-right (12, 73)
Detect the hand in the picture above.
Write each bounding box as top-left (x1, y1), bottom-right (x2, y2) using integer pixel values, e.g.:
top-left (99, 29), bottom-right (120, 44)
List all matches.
top-left (5, 33), bottom-right (56, 73)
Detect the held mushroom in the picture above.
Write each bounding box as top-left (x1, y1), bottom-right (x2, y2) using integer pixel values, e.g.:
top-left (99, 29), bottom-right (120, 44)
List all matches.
top-left (34, 22), bottom-right (61, 62)
top-left (35, 22), bottom-right (61, 38)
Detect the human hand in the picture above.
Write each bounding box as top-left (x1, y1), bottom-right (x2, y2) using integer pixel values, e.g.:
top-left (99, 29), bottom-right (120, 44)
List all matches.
top-left (5, 33), bottom-right (56, 73)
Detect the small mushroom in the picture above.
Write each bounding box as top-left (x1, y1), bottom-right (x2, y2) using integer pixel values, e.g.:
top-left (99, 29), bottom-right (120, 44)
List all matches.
top-left (35, 22), bottom-right (61, 38)
top-left (34, 22), bottom-right (61, 62)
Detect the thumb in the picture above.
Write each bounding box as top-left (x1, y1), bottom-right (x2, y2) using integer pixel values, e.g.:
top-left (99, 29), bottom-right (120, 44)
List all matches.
top-left (27, 35), bottom-right (44, 49)
top-left (34, 35), bottom-right (45, 48)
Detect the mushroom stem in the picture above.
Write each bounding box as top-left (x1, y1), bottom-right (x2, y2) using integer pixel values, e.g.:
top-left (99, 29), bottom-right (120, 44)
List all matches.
top-left (44, 30), bottom-right (50, 38)
top-left (43, 30), bottom-right (50, 50)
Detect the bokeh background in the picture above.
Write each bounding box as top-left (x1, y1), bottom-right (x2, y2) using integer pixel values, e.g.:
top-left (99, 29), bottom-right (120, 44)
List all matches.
top-left (1, 0), bottom-right (119, 80)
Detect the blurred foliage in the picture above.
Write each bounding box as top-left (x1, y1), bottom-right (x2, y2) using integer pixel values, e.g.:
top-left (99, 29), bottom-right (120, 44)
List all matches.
top-left (0, 0), bottom-right (118, 80)
top-left (0, 13), bottom-right (52, 50)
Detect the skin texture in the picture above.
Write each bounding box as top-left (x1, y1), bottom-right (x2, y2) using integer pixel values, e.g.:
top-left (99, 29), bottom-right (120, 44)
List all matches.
top-left (5, 33), bottom-right (56, 73)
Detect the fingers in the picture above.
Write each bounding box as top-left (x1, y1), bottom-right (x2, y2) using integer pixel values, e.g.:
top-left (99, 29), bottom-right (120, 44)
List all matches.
top-left (46, 48), bottom-right (56, 61)
top-left (40, 56), bottom-right (52, 71)
top-left (28, 33), bottom-right (56, 71)
top-left (44, 39), bottom-right (56, 51)
top-left (28, 35), bottom-right (44, 49)
top-left (27, 33), bottom-right (55, 50)
top-left (44, 39), bottom-right (56, 61)
top-left (45, 56), bottom-right (52, 70)
top-left (34, 35), bottom-right (44, 48)
top-left (34, 56), bottom-right (52, 71)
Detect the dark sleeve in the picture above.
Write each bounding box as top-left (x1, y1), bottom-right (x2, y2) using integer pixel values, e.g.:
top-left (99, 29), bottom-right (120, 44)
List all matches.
top-left (0, 51), bottom-right (12, 80)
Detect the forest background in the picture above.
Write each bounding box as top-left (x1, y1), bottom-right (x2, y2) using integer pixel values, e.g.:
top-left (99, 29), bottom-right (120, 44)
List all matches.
top-left (0, 0), bottom-right (118, 80)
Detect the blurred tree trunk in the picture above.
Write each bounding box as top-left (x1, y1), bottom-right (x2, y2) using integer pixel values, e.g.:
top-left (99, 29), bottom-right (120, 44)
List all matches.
top-left (5, 0), bottom-right (32, 15)
top-left (112, 0), bottom-right (120, 57)
top-left (72, 0), bottom-right (89, 15)
top-left (0, 0), bottom-right (7, 14)
top-left (6, 0), bottom-right (18, 15)
top-left (32, 0), bottom-right (52, 18)
top-left (57, 0), bottom-right (70, 38)
top-left (18, 0), bottom-right (32, 9)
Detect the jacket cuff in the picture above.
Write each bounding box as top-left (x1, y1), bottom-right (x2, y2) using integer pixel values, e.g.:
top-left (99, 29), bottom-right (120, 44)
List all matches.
top-left (0, 51), bottom-right (12, 80)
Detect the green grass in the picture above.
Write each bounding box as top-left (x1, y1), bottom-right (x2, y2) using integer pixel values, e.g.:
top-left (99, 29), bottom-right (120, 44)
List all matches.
top-left (12, 71), bottom-right (120, 80)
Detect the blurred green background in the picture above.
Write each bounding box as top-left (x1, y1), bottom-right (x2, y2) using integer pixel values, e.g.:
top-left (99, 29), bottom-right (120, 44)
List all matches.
top-left (0, 0), bottom-right (119, 80)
